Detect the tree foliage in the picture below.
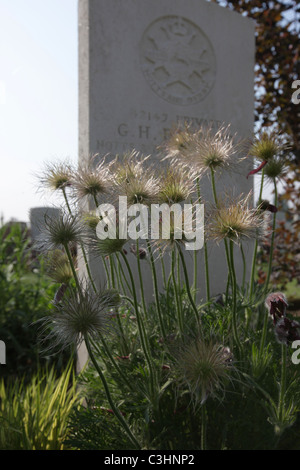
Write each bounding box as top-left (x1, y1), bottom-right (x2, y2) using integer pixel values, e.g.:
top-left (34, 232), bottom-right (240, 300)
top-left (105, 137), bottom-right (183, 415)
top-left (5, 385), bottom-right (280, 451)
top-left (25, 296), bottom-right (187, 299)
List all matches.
top-left (211, 0), bottom-right (300, 162)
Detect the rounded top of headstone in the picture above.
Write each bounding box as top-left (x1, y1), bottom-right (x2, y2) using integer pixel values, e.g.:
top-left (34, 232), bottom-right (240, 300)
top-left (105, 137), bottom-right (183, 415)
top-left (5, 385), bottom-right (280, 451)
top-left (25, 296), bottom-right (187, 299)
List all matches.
top-left (139, 15), bottom-right (216, 106)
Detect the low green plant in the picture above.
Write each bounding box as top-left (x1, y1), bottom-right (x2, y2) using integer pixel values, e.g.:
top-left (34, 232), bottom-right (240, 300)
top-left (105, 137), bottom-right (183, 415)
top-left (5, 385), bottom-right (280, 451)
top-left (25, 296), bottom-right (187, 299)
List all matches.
top-left (0, 361), bottom-right (80, 450)
top-left (0, 221), bottom-right (72, 381)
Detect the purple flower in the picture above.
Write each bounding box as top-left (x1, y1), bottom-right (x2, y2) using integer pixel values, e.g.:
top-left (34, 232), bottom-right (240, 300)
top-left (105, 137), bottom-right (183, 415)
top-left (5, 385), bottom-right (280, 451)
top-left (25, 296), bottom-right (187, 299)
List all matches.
top-left (265, 292), bottom-right (288, 325)
top-left (275, 317), bottom-right (300, 345)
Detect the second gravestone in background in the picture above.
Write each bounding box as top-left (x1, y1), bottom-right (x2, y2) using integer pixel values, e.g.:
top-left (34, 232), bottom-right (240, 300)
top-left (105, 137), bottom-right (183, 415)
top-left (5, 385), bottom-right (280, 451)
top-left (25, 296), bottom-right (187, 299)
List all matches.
top-left (78, 0), bottom-right (255, 307)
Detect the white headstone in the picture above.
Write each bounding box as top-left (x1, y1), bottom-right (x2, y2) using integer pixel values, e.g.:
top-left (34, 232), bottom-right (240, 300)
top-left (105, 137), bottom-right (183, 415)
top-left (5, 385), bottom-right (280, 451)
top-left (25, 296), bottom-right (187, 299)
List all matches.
top-left (77, 0), bottom-right (255, 369)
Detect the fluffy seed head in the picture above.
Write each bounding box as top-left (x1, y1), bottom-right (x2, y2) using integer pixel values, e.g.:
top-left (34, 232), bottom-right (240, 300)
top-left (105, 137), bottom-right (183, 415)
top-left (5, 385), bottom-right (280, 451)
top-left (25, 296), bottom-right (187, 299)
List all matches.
top-left (110, 151), bottom-right (160, 206)
top-left (163, 124), bottom-right (244, 177)
top-left (207, 192), bottom-right (266, 244)
top-left (158, 166), bottom-right (196, 204)
top-left (45, 249), bottom-right (74, 284)
top-left (39, 161), bottom-right (74, 192)
top-left (248, 131), bottom-right (289, 163)
top-left (85, 217), bottom-right (128, 258)
top-left (162, 125), bottom-right (198, 160)
top-left (174, 339), bottom-right (233, 406)
top-left (194, 124), bottom-right (242, 172)
top-left (72, 157), bottom-right (111, 203)
top-left (39, 285), bottom-right (121, 350)
top-left (35, 213), bottom-right (83, 252)
top-left (263, 156), bottom-right (287, 182)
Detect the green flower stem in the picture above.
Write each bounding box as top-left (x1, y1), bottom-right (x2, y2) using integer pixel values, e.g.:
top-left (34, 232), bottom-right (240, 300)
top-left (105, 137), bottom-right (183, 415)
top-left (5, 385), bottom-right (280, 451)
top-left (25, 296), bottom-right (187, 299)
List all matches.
top-left (229, 240), bottom-right (242, 353)
top-left (136, 239), bottom-right (147, 318)
top-left (147, 241), bottom-right (167, 341)
top-left (102, 256), bottom-right (111, 288)
top-left (249, 169), bottom-right (265, 299)
top-left (84, 334), bottom-right (141, 449)
top-left (80, 244), bottom-right (98, 294)
top-left (193, 249), bottom-right (198, 303)
top-left (201, 404), bottom-right (207, 451)
top-left (63, 243), bottom-right (82, 294)
top-left (278, 343), bottom-right (287, 422)
top-left (115, 253), bottom-right (133, 297)
top-left (171, 249), bottom-right (183, 336)
top-left (259, 178), bottom-right (278, 354)
top-left (210, 167), bottom-right (218, 207)
top-left (62, 187), bottom-right (73, 216)
top-left (91, 335), bottom-right (133, 392)
top-left (265, 178), bottom-right (278, 291)
top-left (120, 250), bottom-right (155, 387)
top-left (109, 255), bottom-right (116, 288)
top-left (196, 178), bottom-right (210, 303)
top-left (159, 247), bottom-right (167, 291)
top-left (62, 187), bottom-right (97, 294)
top-left (259, 306), bottom-right (269, 357)
top-left (177, 245), bottom-right (202, 335)
top-left (240, 242), bottom-right (246, 291)
top-left (204, 241), bottom-right (210, 303)
top-left (210, 168), bottom-right (231, 300)
top-left (176, 251), bottom-right (183, 317)
top-left (224, 239), bottom-right (232, 304)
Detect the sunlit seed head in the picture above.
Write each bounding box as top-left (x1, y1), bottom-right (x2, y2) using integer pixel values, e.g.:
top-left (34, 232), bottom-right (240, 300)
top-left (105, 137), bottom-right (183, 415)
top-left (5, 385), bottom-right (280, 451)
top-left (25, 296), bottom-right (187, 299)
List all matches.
top-left (248, 131), bottom-right (290, 163)
top-left (110, 151), bottom-right (160, 206)
top-left (208, 192), bottom-right (266, 244)
top-left (158, 166), bottom-right (196, 204)
top-left (163, 124), bottom-right (245, 177)
top-left (39, 161), bottom-right (74, 192)
top-left (109, 151), bottom-right (147, 184)
top-left (162, 124), bottom-right (197, 158)
top-left (194, 124), bottom-right (244, 172)
top-left (72, 157), bottom-right (111, 202)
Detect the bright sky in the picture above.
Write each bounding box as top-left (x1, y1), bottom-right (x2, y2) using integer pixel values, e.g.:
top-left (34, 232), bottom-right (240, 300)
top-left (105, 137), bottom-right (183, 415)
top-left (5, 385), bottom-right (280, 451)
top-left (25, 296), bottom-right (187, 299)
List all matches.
top-left (0, 0), bottom-right (78, 223)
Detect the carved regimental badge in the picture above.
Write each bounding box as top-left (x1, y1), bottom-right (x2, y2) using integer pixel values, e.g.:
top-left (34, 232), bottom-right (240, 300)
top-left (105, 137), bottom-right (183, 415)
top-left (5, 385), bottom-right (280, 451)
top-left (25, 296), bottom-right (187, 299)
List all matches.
top-left (140, 16), bottom-right (216, 106)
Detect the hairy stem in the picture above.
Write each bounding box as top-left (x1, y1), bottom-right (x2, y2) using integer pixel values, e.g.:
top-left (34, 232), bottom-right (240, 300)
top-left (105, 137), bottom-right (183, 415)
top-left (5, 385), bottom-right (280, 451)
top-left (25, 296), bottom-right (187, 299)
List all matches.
top-left (172, 249), bottom-right (183, 336)
top-left (147, 241), bottom-right (167, 341)
top-left (120, 250), bottom-right (155, 388)
top-left (62, 187), bottom-right (97, 293)
top-left (136, 239), bottom-right (147, 318)
top-left (178, 245), bottom-right (202, 335)
top-left (278, 343), bottom-right (287, 422)
top-left (265, 178), bottom-right (278, 291)
top-left (249, 169), bottom-right (265, 298)
top-left (229, 240), bottom-right (242, 353)
top-left (84, 334), bottom-right (141, 449)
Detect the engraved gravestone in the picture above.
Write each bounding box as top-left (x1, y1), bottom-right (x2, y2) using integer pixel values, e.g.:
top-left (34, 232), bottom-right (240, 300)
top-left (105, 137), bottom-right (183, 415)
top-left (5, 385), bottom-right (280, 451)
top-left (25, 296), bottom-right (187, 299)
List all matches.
top-left (77, 0), bottom-right (255, 371)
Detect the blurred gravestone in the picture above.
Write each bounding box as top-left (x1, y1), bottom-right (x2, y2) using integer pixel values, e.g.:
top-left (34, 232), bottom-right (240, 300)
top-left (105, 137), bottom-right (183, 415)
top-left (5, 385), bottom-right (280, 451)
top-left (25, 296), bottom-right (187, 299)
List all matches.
top-left (29, 207), bottom-right (61, 241)
top-left (0, 340), bottom-right (6, 365)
